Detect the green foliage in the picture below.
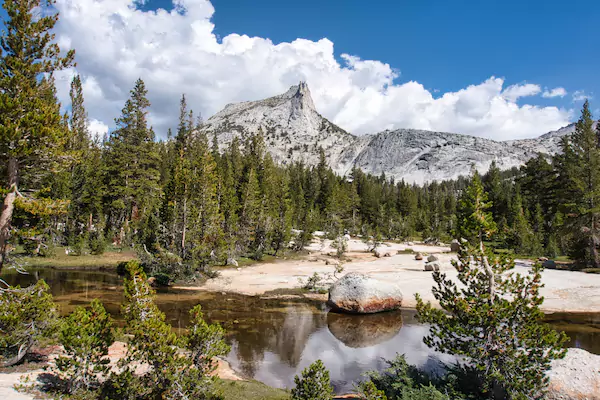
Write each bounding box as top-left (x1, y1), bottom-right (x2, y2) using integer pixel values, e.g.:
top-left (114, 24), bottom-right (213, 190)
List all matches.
top-left (558, 101), bottom-right (600, 268)
top-left (54, 300), bottom-right (114, 394)
top-left (0, 280), bottom-right (57, 366)
top-left (416, 179), bottom-right (568, 400)
top-left (359, 355), bottom-right (450, 400)
top-left (291, 359), bottom-right (333, 400)
top-left (456, 171), bottom-right (496, 245)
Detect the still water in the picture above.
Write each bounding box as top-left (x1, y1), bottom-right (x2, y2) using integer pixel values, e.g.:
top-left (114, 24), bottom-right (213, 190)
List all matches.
top-left (3, 268), bottom-right (599, 393)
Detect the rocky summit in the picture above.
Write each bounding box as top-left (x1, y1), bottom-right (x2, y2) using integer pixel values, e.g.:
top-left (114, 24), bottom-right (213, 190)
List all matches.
top-left (202, 82), bottom-right (578, 184)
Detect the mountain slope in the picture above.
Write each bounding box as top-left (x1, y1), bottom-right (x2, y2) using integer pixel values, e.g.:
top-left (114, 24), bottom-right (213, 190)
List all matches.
top-left (201, 82), bottom-right (358, 167)
top-left (202, 83), bottom-right (576, 184)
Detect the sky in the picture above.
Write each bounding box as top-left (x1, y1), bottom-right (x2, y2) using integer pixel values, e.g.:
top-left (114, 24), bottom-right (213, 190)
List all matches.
top-left (5, 0), bottom-right (599, 139)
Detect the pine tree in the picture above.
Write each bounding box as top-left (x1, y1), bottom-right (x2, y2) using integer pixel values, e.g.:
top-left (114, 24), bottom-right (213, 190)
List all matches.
top-left (291, 359), bottom-right (334, 400)
top-left (0, 0), bottom-right (75, 270)
top-left (455, 171), bottom-right (496, 246)
top-left (104, 79), bottom-right (160, 244)
top-left (416, 172), bottom-right (567, 399)
top-left (559, 101), bottom-right (600, 268)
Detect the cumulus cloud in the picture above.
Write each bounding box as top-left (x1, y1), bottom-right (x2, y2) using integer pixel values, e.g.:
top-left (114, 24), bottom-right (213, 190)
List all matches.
top-left (542, 87), bottom-right (567, 98)
top-left (572, 90), bottom-right (592, 102)
top-left (52, 0), bottom-right (571, 140)
top-left (501, 83), bottom-right (541, 102)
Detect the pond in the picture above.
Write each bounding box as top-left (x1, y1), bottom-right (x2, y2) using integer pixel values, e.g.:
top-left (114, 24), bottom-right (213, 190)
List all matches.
top-left (2, 268), bottom-right (599, 393)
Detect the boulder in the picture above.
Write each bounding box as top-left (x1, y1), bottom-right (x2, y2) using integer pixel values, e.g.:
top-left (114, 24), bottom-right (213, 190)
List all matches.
top-left (538, 256), bottom-right (549, 262)
top-left (543, 259), bottom-right (557, 269)
top-left (547, 348), bottom-right (600, 400)
top-left (427, 254), bottom-right (439, 262)
top-left (373, 247), bottom-right (393, 258)
top-left (325, 259), bottom-right (341, 266)
top-left (450, 239), bottom-right (460, 252)
top-left (147, 277), bottom-right (157, 287)
top-left (227, 258), bottom-right (239, 267)
top-left (424, 261), bottom-right (440, 272)
top-left (327, 273), bottom-right (403, 314)
top-left (415, 252), bottom-right (423, 261)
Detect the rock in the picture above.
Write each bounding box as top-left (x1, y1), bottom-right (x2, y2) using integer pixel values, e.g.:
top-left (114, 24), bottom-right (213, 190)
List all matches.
top-left (538, 257), bottom-right (549, 262)
top-left (227, 258), bottom-right (239, 267)
top-left (424, 261), bottom-right (440, 272)
top-left (543, 259), bottom-right (557, 269)
top-left (450, 239), bottom-right (460, 252)
top-left (427, 254), bottom-right (439, 262)
top-left (547, 348), bottom-right (600, 400)
top-left (407, 242), bottom-right (415, 246)
top-left (415, 252), bottom-right (423, 261)
top-left (326, 259), bottom-right (341, 266)
top-left (327, 273), bottom-right (403, 314)
top-left (147, 277), bottom-right (157, 287)
top-left (327, 311), bottom-right (403, 348)
top-left (373, 247), bottom-right (392, 258)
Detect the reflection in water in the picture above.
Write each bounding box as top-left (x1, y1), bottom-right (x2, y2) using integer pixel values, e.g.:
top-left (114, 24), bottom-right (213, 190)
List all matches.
top-left (3, 268), bottom-right (600, 393)
top-left (327, 311), bottom-right (404, 348)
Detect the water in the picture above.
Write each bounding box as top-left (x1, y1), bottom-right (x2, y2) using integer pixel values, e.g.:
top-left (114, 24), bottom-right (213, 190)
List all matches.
top-left (2, 268), bottom-right (599, 393)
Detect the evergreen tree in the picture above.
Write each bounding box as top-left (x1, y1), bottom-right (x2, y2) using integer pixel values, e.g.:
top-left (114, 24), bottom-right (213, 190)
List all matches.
top-left (104, 79), bottom-right (160, 244)
top-left (416, 171), bottom-right (567, 399)
top-left (291, 359), bottom-right (334, 400)
top-left (0, 0), bottom-right (75, 270)
top-left (559, 101), bottom-right (600, 268)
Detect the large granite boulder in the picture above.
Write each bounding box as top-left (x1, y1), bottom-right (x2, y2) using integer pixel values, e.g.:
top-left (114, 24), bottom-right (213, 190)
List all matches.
top-left (327, 273), bottom-right (403, 314)
top-left (547, 348), bottom-right (600, 400)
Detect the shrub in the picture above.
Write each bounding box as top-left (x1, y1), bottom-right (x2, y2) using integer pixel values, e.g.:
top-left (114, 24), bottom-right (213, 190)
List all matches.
top-left (291, 359), bottom-right (333, 400)
top-left (0, 280), bottom-right (57, 367)
top-left (88, 230), bottom-right (105, 255)
top-left (54, 299), bottom-right (114, 394)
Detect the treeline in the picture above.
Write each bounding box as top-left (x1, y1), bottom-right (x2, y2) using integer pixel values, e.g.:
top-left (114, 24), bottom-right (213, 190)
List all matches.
top-left (7, 75), bottom-right (600, 273)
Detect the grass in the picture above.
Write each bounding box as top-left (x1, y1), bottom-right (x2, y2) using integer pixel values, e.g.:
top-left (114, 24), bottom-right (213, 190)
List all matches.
top-left (217, 379), bottom-right (290, 400)
top-left (16, 246), bottom-right (136, 270)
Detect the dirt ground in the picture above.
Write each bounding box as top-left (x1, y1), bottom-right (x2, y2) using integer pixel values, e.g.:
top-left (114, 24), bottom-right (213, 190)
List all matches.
top-left (192, 238), bottom-right (600, 313)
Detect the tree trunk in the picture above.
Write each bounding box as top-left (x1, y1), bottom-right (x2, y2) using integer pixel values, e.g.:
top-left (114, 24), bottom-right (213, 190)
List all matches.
top-left (0, 158), bottom-right (18, 273)
top-left (0, 342), bottom-right (31, 368)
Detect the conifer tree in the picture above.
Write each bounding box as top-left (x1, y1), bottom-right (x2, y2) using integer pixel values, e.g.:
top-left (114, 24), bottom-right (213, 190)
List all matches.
top-left (417, 172), bottom-right (567, 399)
top-left (559, 100), bottom-right (600, 268)
top-left (0, 0), bottom-right (75, 270)
top-left (104, 79), bottom-right (160, 243)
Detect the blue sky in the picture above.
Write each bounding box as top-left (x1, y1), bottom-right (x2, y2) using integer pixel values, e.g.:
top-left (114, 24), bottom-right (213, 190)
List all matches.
top-left (142, 0), bottom-right (597, 111)
top-left (2, 0), bottom-right (596, 138)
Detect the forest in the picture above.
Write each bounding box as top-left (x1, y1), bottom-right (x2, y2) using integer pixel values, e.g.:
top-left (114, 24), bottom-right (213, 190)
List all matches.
top-left (2, 69), bottom-right (600, 277)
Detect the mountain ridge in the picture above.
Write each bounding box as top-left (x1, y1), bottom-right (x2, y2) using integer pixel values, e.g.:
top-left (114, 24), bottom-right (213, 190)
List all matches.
top-left (201, 82), bottom-right (574, 184)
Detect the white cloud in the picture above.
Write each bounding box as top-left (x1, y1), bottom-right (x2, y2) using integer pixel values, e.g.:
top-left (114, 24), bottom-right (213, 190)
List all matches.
top-left (572, 90), bottom-right (592, 102)
top-left (542, 87), bottom-right (567, 98)
top-left (501, 83), bottom-right (541, 102)
top-left (52, 0), bottom-right (572, 141)
top-left (89, 119), bottom-right (109, 139)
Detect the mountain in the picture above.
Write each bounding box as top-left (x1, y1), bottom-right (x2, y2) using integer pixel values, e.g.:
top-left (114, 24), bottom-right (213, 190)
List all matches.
top-left (201, 82), bottom-right (575, 184)
top-left (201, 82), bottom-right (357, 168)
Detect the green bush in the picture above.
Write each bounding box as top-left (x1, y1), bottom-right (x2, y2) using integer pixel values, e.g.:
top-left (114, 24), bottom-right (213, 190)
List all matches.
top-left (88, 230), bottom-right (105, 255)
top-left (0, 280), bottom-right (57, 367)
top-left (54, 299), bottom-right (114, 394)
top-left (291, 359), bottom-right (333, 400)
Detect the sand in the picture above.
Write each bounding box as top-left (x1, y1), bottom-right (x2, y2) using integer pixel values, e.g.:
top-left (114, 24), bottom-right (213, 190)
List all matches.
top-left (191, 238), bottom-right (600, 313)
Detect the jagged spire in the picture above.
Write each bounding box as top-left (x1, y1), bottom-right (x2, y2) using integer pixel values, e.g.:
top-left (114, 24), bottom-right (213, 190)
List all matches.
top-left (290, 81), bottom-right (316, 118)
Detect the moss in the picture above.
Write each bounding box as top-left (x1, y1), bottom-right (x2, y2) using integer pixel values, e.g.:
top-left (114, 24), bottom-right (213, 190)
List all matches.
top-left (216, 379), bottom-right (290, 400)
